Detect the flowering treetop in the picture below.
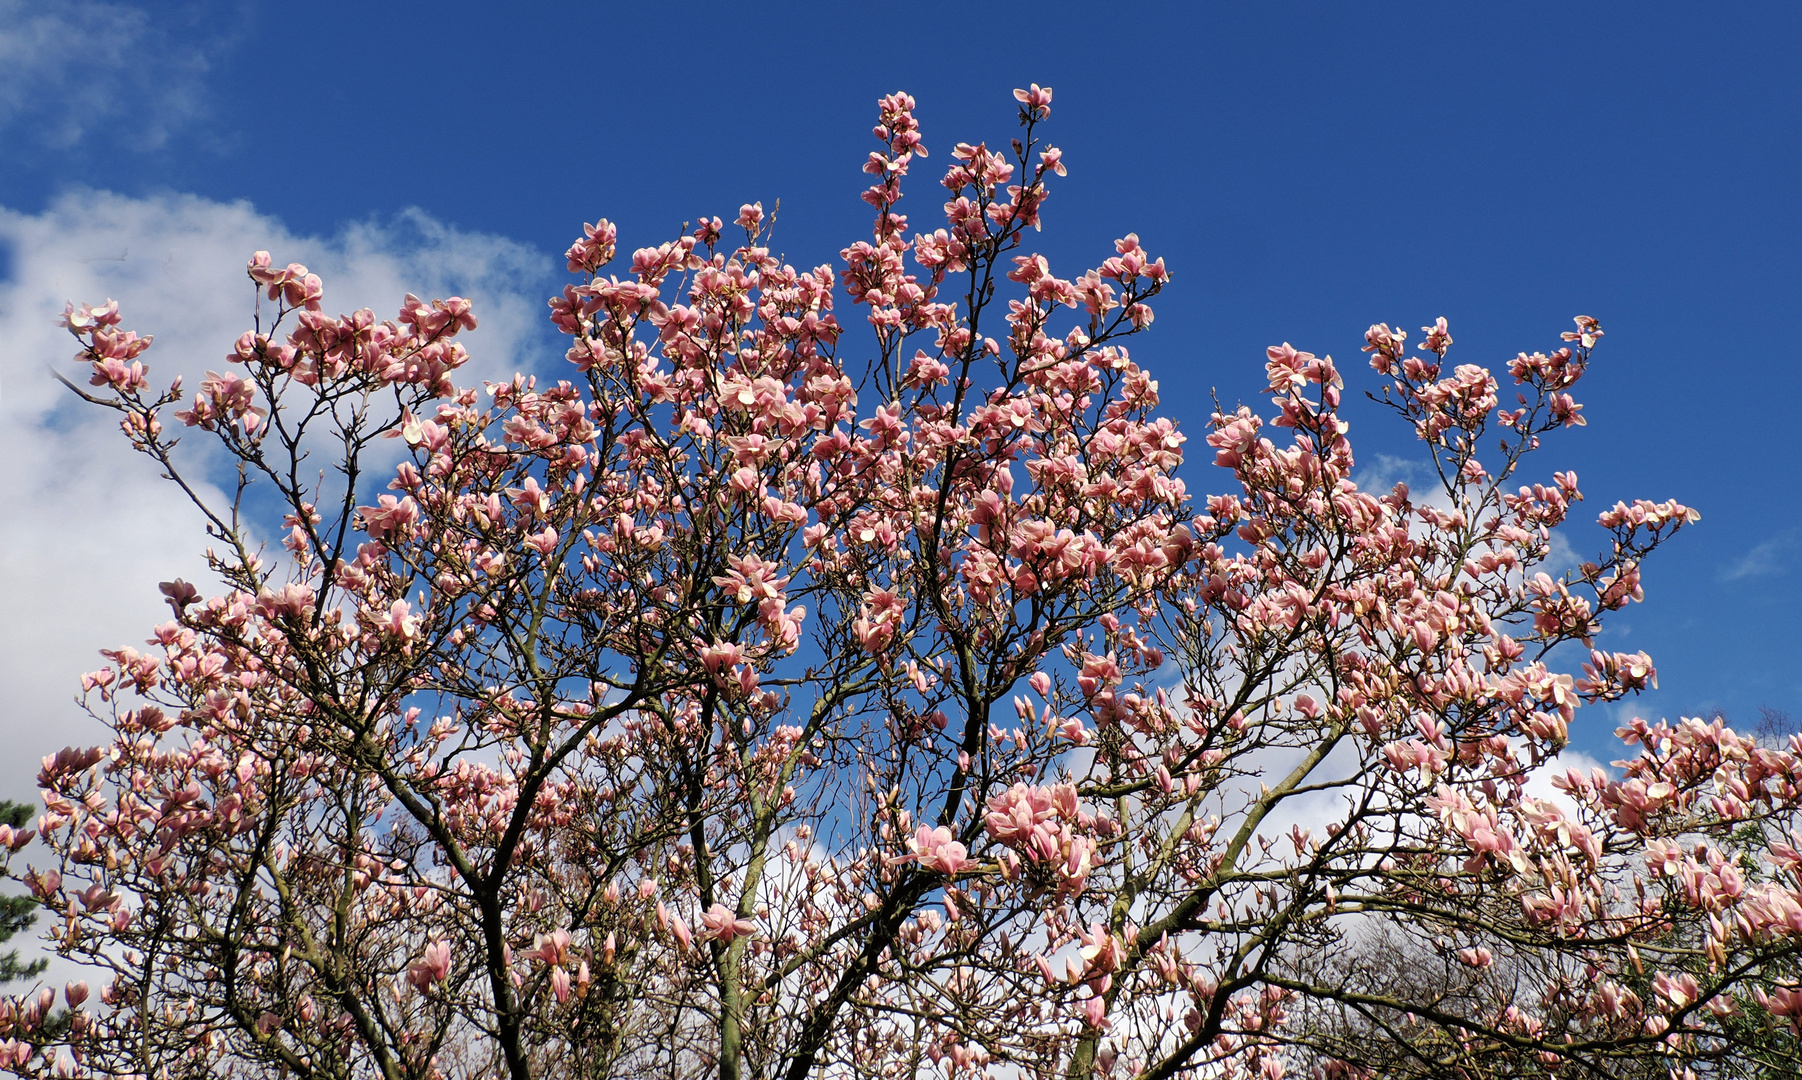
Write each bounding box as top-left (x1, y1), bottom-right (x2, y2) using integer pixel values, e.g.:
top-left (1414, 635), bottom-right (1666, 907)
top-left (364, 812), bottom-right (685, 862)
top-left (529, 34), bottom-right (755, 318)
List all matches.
top-left (4, 85), bottom-right (1796, 1080)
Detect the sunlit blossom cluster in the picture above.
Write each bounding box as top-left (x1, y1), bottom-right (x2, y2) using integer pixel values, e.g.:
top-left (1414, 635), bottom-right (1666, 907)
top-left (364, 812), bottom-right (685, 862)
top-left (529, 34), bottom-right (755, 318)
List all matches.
top-left (4, 87), bottom-right (1794, 1080)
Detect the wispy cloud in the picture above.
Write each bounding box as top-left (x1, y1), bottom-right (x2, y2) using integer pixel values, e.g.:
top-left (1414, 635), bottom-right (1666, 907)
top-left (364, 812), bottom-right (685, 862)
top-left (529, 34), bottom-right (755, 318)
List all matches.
top-left (1718, 529), bottom-right (1800, 582)
top-left (0, 188), bottom-right (554, 796)
top-left (1524, 748), bottom-right (1610, 817)
top-left (1355, 452), bottom-right (1581, 573)
top-left (0, 0), bottom-right (232, 151)
top-left (1353, 452), bottom-right (1437, 498)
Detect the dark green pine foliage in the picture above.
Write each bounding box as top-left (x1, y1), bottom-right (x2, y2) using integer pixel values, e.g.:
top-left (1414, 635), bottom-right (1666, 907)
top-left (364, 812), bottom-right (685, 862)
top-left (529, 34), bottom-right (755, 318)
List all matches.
top-left (0, 800), bottom-right (45, 985)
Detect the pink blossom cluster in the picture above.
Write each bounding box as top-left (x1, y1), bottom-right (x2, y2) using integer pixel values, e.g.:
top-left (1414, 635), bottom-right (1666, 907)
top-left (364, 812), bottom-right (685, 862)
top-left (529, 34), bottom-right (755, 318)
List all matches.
top-left (13, 85), bottom-right (1795, 1080)
top-left (984, 781), bottom-right (1098, 897)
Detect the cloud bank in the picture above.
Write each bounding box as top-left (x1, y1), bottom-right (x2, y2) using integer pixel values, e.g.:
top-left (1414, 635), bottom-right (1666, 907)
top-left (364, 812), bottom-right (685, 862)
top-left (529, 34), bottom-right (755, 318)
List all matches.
top-left (0, 188), bottom-right (555, 796)
top-left (0, 0), bottom-right (227, 151)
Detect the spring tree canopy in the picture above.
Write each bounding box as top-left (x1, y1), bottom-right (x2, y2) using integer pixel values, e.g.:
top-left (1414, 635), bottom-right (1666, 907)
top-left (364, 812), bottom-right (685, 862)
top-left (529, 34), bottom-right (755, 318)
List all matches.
top-left (6, 87), bottom-right (1797, 1080)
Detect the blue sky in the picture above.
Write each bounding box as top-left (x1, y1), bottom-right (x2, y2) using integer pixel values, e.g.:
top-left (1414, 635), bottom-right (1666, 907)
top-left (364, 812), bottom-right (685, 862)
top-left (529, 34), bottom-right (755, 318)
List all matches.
top-left (0, 0), bottom-right (1797, 784)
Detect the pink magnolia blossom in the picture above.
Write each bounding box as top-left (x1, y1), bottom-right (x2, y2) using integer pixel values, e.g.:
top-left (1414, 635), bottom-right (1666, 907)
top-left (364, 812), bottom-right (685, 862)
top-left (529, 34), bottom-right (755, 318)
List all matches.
top-left (894, 825), bottom-right (969, 876)
top-left (700, 904), bottom-right (757, 943)
top-left (15, 83), bottom-right (1782, 1080)
top-left (406, 940), bottom-right (451, 992)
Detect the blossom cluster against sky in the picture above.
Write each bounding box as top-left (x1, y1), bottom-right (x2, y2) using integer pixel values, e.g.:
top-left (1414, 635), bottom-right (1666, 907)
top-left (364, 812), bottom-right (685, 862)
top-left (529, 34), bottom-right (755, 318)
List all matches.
top-left (0, 0), bottom-right (1797, 793)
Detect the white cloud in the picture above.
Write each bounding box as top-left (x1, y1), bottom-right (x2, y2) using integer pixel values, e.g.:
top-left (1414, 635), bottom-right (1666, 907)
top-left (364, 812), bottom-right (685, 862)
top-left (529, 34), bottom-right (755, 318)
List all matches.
top-left (1523, 747), bottom-right (1609, 819)
top-left (0, 0), bottom-right (228, 151)
top-left (1718, 529), bottom-right (1799, 582)
top-left (1356, 451), bottom-right (1584, 581)
top-left (0, 188), bottom-right (555, 798)
top-left (1354, 452), bottom-right (1438, 500)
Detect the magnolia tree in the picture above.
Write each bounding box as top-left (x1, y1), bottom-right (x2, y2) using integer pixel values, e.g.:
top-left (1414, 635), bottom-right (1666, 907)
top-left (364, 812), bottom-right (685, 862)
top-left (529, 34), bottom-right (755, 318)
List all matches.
top-left (3, 86), bottom-right (1800, 1080)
